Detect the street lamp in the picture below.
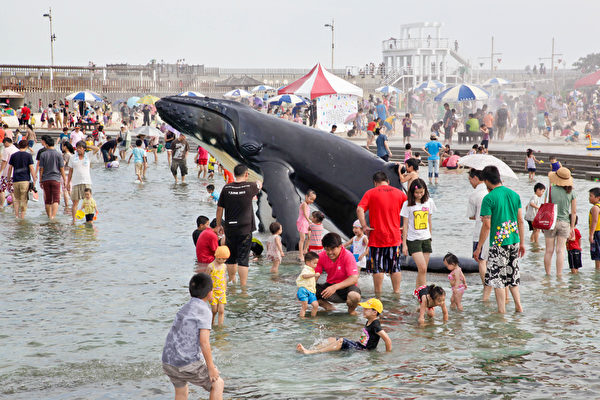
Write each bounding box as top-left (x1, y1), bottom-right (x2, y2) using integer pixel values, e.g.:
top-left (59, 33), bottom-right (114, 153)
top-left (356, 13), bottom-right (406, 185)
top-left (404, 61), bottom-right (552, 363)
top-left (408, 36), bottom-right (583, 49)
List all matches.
top-left (43, 8), bottom-right (56, 91)
top-left (324, 19), bottom-right (334, 70)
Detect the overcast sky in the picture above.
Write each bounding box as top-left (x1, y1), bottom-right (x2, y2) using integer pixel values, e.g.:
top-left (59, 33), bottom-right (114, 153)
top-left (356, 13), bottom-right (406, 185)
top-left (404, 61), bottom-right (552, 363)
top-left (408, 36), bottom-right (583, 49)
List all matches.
top-left (6, 0), bottom-right (599, 70)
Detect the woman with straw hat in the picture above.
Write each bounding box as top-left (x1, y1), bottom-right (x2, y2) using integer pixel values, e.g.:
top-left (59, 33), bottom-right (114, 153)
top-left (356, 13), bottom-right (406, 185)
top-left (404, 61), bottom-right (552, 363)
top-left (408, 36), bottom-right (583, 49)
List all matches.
top-left (544, 167), bottom-right (577, 276)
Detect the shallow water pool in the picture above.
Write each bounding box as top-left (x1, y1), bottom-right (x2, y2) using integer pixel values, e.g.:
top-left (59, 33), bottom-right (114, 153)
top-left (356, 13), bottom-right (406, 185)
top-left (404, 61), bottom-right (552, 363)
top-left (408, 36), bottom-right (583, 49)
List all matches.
top-left (1, 155), bottom-right (600, 399)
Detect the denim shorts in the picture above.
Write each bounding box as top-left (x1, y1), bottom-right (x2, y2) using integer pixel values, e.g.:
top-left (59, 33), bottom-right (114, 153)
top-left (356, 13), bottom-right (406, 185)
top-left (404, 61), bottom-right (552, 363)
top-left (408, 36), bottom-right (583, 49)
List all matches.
top-left (297, 287), bottom-right (318, 304)
top-left (428, 159), bottom-right (440, 178)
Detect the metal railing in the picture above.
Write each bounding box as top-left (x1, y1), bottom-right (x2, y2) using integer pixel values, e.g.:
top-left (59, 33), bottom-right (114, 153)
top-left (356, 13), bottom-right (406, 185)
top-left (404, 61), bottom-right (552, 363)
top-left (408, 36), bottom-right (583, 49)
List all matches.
top-left (382, 38), bottom-right (450, 51)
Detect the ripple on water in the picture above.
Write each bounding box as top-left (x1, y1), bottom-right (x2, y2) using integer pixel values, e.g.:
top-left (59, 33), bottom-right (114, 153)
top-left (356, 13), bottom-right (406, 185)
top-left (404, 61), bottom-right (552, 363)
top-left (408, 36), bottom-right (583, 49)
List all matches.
top-left (2, 162), bottom-right (600, 398)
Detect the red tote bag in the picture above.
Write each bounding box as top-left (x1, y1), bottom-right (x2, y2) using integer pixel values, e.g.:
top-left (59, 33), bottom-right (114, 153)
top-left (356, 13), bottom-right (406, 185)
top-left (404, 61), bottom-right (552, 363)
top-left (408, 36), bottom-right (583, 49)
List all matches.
top-left (532, 186), bottom-right (557, 230)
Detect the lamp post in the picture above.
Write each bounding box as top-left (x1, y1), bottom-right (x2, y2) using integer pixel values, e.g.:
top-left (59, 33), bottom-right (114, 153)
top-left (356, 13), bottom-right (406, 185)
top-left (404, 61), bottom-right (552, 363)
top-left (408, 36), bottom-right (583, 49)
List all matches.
top-left (43, 8), bottom-right (56, 91)
top-left (324, 19), bottom-right (334, 70)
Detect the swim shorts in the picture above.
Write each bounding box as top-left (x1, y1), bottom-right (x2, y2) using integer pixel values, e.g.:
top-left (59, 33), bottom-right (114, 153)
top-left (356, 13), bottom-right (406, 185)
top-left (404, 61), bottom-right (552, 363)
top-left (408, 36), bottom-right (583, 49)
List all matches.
top-left (163, 361), bottom-right (212, 390)
top-left (567, 249), bottom-right (582, 269)
top-left (406, 239), bottom-right (432, 255)
top-left (340, 338), bottom-right (366, 351)
top-left (591, 231), bottom-right (600, 261)
top-left (225, 233), bottom-right (252, 267)
top-left (366, 246), bottom-right (402, 274)
top-left (485, 244), bottom-right (520, 288)
top-left (297, 287), bottom-right (318, 304)
top-left (41, 180), bottom-right (61, 204)
top-left (316, 282), bottom-right (361, 303)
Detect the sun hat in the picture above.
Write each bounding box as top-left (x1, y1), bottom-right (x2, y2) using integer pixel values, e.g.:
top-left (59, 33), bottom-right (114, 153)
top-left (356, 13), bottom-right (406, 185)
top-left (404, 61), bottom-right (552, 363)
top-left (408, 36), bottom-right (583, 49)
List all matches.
top-left (548, 167), bottom-right (573, 186)
top-left (358, 298), bottom-right (383, 314)
top-left (352, 219), bottom-right (362, 228)
top-left (214, 246), bottom-right (230, 259)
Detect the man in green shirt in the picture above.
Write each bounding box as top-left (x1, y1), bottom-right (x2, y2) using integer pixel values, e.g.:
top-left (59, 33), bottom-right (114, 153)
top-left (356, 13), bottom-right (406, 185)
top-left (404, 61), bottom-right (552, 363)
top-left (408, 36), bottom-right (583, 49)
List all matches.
top-left (474, 166), bottom-right (525, 314)
top-left (465, 114), bottom-right (480, 133)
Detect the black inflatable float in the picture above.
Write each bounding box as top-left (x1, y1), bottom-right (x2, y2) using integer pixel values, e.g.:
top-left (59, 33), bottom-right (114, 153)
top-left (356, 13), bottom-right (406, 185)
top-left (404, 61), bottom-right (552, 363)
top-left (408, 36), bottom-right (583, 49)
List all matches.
top-left (362, 255), bottom-right (479, 274)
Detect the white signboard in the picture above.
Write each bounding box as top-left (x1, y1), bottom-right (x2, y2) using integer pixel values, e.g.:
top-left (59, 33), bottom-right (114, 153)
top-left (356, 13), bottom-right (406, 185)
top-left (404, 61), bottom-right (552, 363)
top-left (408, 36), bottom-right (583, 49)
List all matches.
top-left (316, 94), bottom-right (358, 132)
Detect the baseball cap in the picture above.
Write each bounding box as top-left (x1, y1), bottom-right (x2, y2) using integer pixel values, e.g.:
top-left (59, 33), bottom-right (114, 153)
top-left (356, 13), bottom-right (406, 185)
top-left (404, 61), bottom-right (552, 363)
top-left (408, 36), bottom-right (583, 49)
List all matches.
top-left (214, 246), bottom-right (230, 259)
top-left (358, 298), bottom-right (383, 314)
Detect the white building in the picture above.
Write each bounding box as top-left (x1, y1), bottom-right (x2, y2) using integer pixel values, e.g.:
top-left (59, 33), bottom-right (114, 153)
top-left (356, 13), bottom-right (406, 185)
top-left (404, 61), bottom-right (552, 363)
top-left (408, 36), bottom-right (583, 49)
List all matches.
top-left (381, 22), bottom-right (469, 89)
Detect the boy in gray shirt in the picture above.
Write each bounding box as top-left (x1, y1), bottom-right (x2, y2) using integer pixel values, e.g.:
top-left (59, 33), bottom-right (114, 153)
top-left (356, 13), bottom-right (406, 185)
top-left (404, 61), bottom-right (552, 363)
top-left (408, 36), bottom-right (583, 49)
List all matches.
top-left (162, 273), bottom-right (224, 400)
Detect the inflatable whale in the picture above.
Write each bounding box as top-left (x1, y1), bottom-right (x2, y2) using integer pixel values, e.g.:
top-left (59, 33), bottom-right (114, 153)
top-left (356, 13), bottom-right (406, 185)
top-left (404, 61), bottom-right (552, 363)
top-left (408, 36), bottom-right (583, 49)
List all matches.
top-left (156, 96), bottom-right (402, 248)
top-left (156, 96), bottom-right (478, 273)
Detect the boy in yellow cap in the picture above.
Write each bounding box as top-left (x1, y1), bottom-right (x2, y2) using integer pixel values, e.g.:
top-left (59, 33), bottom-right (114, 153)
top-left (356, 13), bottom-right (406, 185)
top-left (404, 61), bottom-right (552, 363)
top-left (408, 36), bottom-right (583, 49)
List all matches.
top-left (296, 298), bottom-right (392, 354)
top-left (208, 246), bottom-right (229, 326)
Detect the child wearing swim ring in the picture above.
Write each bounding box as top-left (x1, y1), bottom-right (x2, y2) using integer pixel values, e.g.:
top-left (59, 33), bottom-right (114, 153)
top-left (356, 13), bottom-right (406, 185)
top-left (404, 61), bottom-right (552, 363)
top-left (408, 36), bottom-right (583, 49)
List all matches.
top-left (296, 190), bottom-right (316, 262)
top-left (443, 253), bottom-right (467, 311)
top-left (414, 284), bottom-right (448, 324)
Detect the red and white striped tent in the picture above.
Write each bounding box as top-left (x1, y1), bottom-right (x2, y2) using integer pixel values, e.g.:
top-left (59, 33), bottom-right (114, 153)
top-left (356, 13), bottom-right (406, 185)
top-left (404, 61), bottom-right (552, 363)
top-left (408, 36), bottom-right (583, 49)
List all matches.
top-left (278, 63), bottom-right (363, 99)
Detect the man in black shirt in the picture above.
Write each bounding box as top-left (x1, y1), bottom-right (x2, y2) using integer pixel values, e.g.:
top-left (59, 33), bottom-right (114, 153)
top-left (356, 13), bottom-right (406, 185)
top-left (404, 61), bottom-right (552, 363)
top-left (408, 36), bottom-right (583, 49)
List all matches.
top-left (100, 137), bottom-right (122, 166)
top-left (216, 164), bottom-right (261, 286)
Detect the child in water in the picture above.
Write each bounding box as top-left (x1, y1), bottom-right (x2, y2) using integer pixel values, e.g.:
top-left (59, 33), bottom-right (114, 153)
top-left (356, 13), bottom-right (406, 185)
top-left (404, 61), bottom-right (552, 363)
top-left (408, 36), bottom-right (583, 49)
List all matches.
top-left (443, 253), bottom-right (467, 311)
top-left (566, 215), bottom-right (582, 274)
top-left (266, 222), bottom-right (285, 273)
top-left (343, 220), bottom-right (369, 270)
top-left (206, 184), bottom-right (219, 203)
top-left (208, 246), bottom-right (229, 326)
top-left (80, 188), bottom-right (98, 224)
top-left (296, 298), bottom-right (392, 353)
top-left (307, 210), bottom-right (325, 254)
top-left (524, 182), bottom-right (545, 243)
top-left (404, 143), bottom-right (413, 164)
top-left (525, 149), bottom-right (540, 180)
top-left (414, 284), bottom-right (448, 324)
top-left (549, 156), bottom-right (562, 172)
top-left (296, 251), bottom-right (320, 317)
top-left (296, 190), bottom-right (316, 262)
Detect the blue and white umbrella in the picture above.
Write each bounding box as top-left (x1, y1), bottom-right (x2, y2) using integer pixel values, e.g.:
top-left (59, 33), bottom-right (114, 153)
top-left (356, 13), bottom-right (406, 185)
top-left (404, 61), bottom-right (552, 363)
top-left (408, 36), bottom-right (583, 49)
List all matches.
top-left (434, 84), bottom-right (490, 102)
top-left (178, 91), bottom-right (206, 97)
top-left (266, 94), bottom-right (311, 106)
top-left (482, 77), bottom-right (510, 86)
top-left (127, 96), bottom-right (141, 108)
top-left (414, 80), bottom-right (445, 92)
top-left (251, 85), bottom-right (275, 93)
top-left (223, 88), bottom-right (251, 99)
top-left (375, 85), bottom-right (402, 94)
top-left (65, 91), bottom-right (103, 102)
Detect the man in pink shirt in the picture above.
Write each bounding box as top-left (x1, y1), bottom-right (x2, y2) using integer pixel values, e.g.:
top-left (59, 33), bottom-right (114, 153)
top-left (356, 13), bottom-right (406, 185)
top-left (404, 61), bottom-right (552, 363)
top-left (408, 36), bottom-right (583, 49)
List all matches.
top-left (315, 233), bottom-right (361, 315)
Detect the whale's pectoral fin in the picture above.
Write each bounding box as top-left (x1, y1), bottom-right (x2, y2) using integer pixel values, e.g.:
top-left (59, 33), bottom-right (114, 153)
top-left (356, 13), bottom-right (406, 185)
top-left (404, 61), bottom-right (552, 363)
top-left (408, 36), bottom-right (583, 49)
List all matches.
top-left (258, 161), bottom-right (301, 250)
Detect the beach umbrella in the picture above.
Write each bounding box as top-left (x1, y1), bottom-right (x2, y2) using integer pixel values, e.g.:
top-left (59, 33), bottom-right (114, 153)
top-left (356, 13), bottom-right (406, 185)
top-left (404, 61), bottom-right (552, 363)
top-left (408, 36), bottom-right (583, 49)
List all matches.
top-left (344, 112), bottom-right (358, 123)
top-left (414, 80), bottom-right (445, 92)
top-left (251, 85), bottom-right (275, 93)
top-left (569, 90), bottom-right (582, 97)
top-left (266, 94), bottom-right (311, 106)
top-left (137, 95), bottom-right (160, 105)
top-left (483, 78), bottom-right (510, 86)
top-left (458, 154), bottom-right (518, 179)
top-left (223, 88), bottom-right (251, 99)
top-left (434, 84), bottom-right (489, 102)
top-left (127, 96), bottom-right (141, 108)
top-left (134, 126), bottom-right (163, 137)
top-left (375, 85), bottom-right (402, 94)
top-left (178, 91), bottom-right (206, 97)
top-left (65, 91), bottom-right (103, 102)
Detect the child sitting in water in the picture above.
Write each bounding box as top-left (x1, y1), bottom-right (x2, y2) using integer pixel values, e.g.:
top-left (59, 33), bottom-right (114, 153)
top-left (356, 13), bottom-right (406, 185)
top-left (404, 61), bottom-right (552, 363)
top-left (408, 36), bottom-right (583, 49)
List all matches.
top-left (443, 253), bottom-right (467, 311)
top-left (296, 298), bottom-right (392, 353)
top-left (414, 284), bottom-right (448, 324)
top-left (307, 211), bottom-right (325, 254)
top-left (208, 246), bottom-right (229, 326)
top-left (566, 215), bottom-right (582, 274)
top-left (343, 220), bottom-right (369, 269)
top-left (266, 222), bottom-right (285, 273)
top-left (296, 251), bottom-right (320, 317)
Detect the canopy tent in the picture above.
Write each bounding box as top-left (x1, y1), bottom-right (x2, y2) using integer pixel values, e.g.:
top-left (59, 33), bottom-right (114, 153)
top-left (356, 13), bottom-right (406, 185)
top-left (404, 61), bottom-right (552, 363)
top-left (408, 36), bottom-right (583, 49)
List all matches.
top-left (0, 90), bottom-right (24, 98)
top-left (574, 70), bottom-right (600, 89)
top-left (278, 63), bottom-right (363, 99)
top-left (217, 75), bottom-right (264, 89)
